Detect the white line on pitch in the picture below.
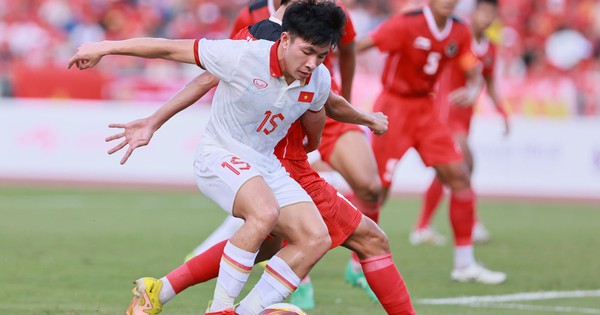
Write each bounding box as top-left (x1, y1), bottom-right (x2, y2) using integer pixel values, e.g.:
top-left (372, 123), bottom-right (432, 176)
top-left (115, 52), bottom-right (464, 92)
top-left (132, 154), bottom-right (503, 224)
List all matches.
top-left (418, 289), bottom-right (600, 305)
top-left (465, 302), bottom-right (600, 314)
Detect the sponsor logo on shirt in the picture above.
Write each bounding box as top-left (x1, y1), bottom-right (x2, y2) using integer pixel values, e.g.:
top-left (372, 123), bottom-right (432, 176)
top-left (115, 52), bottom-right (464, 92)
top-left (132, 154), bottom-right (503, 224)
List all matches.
top-left (253, 78), bottom-right (268, 89)
top-left (414, 36), bottom-right (431, 50)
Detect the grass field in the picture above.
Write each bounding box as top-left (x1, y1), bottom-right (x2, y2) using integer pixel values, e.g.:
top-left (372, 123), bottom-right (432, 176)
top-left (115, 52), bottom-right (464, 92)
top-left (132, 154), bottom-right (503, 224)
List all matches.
top-left (1, 185), bottom-right (599, 314)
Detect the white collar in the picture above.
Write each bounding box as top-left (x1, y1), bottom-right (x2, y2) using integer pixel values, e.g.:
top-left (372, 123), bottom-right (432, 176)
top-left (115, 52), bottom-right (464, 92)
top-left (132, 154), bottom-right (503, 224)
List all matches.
top-left (423, 6), bottom-right (453, 41)
top-left (269, 15), bottom-right (282, 25)
top-left (471, 36), bottom-right (489, 57)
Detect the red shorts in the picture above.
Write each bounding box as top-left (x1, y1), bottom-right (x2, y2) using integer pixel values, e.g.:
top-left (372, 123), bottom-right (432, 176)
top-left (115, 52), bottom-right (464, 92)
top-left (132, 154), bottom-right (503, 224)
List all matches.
top-left (372, 91), bottom-right (463, 187)
top-left (280, 158), bottom-right (362, 248)
top-left (318, 118), bottom-right (362, 163)
top-left (447, 106), bottom-right (473, 136)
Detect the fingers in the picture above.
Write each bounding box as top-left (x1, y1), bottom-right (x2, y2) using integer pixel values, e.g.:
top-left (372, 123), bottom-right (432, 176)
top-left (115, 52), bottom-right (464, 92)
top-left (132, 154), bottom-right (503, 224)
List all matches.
top-left (108, 139), bottom-right (128, 155)
top-left (105, 132), bottom-right (125, 142)
top-left (108, 123), bottom-right (127, 129)
top-left (120, 147), bottom-right (134, 165)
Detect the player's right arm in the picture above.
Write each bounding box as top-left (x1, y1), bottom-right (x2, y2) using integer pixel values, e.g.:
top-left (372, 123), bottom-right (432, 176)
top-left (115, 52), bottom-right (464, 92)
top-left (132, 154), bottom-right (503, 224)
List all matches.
top-left (106, 72), bottom-right (220, 164)
top-left (68, 38), bottom-right (197, 70)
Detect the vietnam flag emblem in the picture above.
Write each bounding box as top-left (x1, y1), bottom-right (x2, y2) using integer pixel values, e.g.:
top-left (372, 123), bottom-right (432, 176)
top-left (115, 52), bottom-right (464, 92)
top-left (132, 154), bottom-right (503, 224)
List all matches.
top-left (298, 91), bottom-right (315, 103)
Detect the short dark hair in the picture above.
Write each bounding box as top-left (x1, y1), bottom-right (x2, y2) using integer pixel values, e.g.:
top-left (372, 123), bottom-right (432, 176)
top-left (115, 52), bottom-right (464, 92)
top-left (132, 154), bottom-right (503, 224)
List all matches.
top-left (476, 0), bottom-right (498, 6)
top-left (280, 0), bottom-right (292, 5)
top-left (282, 0), bottom-right (346, 48)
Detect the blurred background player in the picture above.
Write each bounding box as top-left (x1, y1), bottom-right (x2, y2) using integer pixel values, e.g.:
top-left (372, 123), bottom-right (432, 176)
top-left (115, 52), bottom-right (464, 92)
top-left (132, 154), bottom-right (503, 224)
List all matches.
top-left (410, 0), bottom-right (510, 246)
top-left (356, 0), bottom-right (506, 284)
top-left (186, 0), bottom-right (384, 308)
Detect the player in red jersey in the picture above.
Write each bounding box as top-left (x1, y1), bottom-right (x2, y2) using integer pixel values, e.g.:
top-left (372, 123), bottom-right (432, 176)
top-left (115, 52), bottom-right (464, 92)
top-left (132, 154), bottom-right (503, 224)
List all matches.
top-left (190, 0), bottom-right (384, 306)
top-left (411, 0), bottom-right (510, 246)
top-left (357, 0), bottom-right (506, 284)
top-left (71, 1), bottom-right (415, 314)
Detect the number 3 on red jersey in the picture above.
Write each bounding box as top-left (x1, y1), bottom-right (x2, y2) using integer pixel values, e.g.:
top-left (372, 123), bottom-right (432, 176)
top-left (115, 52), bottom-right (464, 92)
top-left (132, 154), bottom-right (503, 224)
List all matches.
top-left (221, 157), bottom-right (251, 175)
top-left (424, 52), bottom-right (442, 75)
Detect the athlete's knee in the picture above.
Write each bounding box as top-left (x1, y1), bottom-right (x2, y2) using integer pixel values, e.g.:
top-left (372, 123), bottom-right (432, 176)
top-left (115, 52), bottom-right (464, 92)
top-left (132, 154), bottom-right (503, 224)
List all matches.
top-left (303, 226), bottom-right (332, 255)
top-left (245, 206), bottom-right (279, 235)
top-left (354, 177), bottom-right (383, 203)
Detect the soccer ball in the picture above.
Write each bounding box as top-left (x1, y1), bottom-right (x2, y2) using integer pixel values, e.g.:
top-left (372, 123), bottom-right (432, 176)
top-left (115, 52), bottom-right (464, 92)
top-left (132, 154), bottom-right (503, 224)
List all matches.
top-left (258, 303), bottom-right (307, 315)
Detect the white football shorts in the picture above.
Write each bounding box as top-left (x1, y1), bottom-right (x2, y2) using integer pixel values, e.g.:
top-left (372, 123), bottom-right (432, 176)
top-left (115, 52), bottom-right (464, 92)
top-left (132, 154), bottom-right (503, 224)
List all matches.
top-left (194, 147), bottom-right (312, 214)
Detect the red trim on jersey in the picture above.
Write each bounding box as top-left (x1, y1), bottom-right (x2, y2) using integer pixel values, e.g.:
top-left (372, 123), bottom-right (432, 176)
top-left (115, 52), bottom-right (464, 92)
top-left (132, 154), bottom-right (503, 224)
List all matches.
top-left (269, 40), bottom-right (283, 77)
top-left (193, 39), bottom-right (202, 69)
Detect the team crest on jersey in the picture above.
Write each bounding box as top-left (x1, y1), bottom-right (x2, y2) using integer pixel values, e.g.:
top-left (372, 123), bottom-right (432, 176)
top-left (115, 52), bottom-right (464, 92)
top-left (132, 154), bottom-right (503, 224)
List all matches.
top-left (445, 42), bottom-right (458, 57)
top-left (253, 78), bottom-right (268, 89)
top-left (414, 36), bottom-right (431, 50)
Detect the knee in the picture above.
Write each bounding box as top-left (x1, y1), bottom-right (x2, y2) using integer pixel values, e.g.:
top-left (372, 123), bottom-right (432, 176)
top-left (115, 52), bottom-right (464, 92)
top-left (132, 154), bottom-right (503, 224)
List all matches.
top-left (245, 206), bottom-right (279, 235)
top-left (354, 178), bottom-right (383, 203)
top-left (304, 227), bottom-right (332, 255)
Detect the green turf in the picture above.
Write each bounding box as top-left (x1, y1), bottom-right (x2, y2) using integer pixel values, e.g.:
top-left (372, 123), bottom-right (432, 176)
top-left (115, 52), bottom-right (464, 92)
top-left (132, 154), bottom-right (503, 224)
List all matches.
top-left (1, 185), bottom-right (599, 314)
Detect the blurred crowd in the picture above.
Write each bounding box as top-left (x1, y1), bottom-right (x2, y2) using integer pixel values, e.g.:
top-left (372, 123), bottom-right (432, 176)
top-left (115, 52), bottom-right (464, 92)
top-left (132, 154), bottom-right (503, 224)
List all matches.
top-left (1, 0), bottom-right (599, 116)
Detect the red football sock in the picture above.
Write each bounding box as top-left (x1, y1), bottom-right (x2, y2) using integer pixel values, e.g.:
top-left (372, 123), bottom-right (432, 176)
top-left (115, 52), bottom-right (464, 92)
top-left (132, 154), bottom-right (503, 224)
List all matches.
top-left (449, 188), bottom-right (475, 246)
top-left (166, 239), bottom-right (227, 293)
top-left (416, 177), bottom-right (444, 229)
top-left (361, 254), bottom-right (415, 315)
top-left (344, 192), bottom-right (381, 223)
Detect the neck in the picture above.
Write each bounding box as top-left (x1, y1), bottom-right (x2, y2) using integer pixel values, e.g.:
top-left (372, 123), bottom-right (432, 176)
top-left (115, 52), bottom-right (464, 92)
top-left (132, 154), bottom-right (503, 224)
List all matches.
top-left (274, 4), bottom-right (287, 20)
top-left (277, 43), bottom-right (295, 85)
top-left (474, 31), bottom-right (485, 42)
top-left (432, 11), bottom-right (448, 30)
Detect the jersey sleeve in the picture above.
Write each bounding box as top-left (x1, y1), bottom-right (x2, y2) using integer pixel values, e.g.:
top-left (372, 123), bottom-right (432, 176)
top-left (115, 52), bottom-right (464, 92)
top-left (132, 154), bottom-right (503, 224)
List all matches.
top-left (370, 14), bottom-right (406, 52)
top-left (195, 38), bottom-right (244, 83)
top-left (309, 66), bottom-right (331, 112)
top-left (229, 7), bottom-right (253, 39)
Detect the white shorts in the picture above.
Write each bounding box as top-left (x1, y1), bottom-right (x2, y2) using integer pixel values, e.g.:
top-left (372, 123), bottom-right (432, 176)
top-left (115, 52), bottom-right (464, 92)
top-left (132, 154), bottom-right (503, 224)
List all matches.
top-left (194, 147), bottom-right (312, 214)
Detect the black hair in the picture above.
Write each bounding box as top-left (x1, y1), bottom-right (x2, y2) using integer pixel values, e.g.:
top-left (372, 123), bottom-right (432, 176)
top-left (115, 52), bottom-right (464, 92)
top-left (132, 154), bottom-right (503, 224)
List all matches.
top-left (476, 0), bottom-right (498, 6)
top-left (280, 0), bottom-right (292, 5)
top-left (281, 0), bottom-right (346, 48)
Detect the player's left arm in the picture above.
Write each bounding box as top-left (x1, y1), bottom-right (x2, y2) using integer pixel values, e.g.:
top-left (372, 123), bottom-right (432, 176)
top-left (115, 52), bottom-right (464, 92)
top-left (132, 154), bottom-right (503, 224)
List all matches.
top-left (300, 108), bottom-right (326, 153)
top-left (324, 91), bottom-right (388, 135)
top-left (485, 75), bottom-right (510, 136)
top-left (337, 41), bottom-right (356, 101)
top-left (68, 38), bottom-right (196, 70)
top-left (449, 30), bottom-right (484, 107)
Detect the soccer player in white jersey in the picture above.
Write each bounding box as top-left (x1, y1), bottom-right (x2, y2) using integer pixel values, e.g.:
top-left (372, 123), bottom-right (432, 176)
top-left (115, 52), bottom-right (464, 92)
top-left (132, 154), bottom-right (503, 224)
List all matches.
top-left (69, 1), bottom-right (347, 314)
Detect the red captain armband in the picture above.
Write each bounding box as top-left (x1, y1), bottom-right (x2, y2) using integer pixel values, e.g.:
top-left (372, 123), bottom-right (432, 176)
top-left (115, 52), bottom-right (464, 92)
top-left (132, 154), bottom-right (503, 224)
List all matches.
top-left (193, 38), bottom-right (203, 69)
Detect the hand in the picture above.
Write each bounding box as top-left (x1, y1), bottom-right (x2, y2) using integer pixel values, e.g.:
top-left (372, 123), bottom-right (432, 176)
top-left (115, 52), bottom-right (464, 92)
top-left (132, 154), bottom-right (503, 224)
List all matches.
top-left (449, 87), bottom-right (477, 108)
top-left (67, 42), bottom-right (107, 70)
top-left (105, 117), bottom-right (157, 165)
top-left (367, 112), bottom-right (388, 136)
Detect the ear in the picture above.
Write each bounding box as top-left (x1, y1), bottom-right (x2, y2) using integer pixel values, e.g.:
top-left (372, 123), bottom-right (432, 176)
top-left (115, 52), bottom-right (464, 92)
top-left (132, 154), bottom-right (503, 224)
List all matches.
top-left (281, 32), bottom-right (291, 49)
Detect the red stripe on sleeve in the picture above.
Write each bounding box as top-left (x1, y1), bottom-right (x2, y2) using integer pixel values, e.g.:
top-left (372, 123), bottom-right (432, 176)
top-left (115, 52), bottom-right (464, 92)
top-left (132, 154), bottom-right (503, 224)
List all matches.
top-left (193, 39), bottom-right (203, 69)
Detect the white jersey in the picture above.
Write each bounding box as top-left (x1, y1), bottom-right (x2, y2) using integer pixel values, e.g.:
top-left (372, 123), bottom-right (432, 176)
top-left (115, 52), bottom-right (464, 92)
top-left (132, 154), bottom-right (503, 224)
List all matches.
top-left (194, 38), bottom-right (330, 171)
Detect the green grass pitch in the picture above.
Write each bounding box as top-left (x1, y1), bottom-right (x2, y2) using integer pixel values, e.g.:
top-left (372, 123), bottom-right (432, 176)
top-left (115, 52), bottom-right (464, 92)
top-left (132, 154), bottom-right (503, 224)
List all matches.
top-left (1, 185), bottom-right (599, 314)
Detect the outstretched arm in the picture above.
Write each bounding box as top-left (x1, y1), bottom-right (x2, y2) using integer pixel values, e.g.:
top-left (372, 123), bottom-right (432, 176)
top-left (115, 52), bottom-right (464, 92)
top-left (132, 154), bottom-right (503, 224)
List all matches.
top-left (355, 36), bottom-right (376, 53)
top-left (337, 41), bottom-right (356, 102)
top-left (485, 76), bottom-right (510, 136)
top-left (106, 72), bottom-right (220, 164)
top-left (324, 91), bottom-right (388, 135)
top-left (300, 109), bottom-right (326, 153)
top-left (68, 38), bottom-right (197, 70)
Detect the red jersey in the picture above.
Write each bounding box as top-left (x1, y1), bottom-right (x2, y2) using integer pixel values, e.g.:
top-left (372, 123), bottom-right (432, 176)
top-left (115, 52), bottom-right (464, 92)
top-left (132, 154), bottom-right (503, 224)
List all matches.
top-left (370, 6), bottom-right (478, 97)
top-left (437, 36), bottom-right (496, 120)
